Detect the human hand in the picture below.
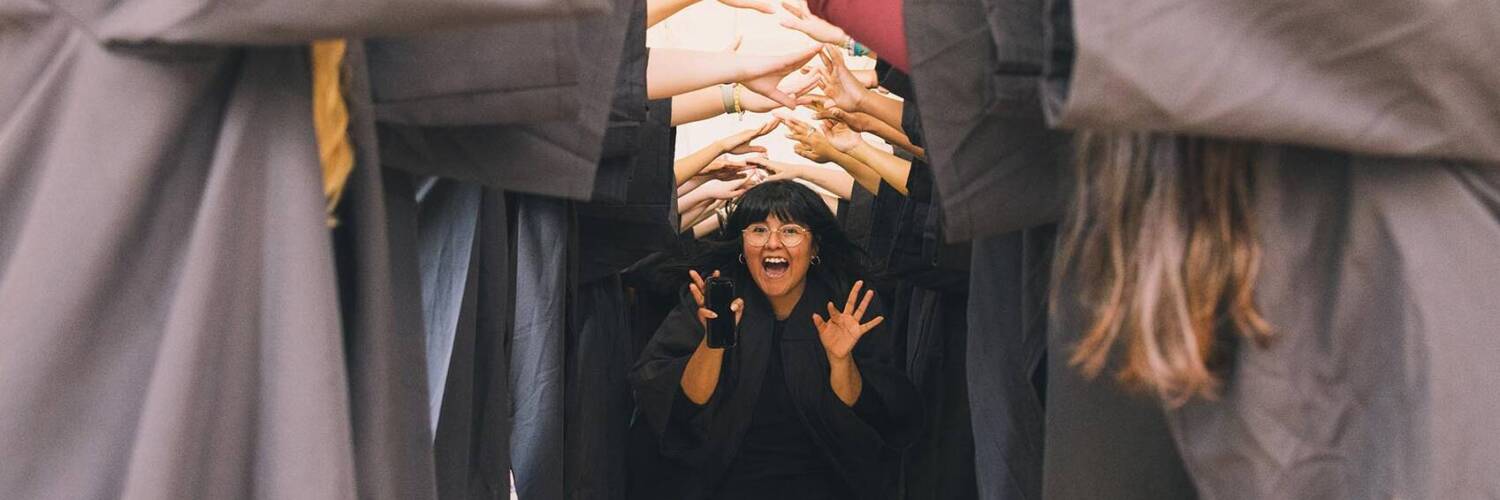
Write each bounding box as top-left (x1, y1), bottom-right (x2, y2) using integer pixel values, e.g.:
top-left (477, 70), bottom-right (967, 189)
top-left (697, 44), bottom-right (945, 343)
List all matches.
top-left (812, 280), bottom-right (883, 362)
top-left (745, 156), bottom-right (804, 182)
top-left (820, 119), bottom-right (863, 153)
top-left (780, 115), bottom-right (841, 163)
top-left (696, 155), bottom-right (755, 181)
top-left (814, 46), bottom-right (870, 113)
top-left (715, 118), bottom-right (781, 155)
top-left (777, 1), bottom-right (847, 45)
top-left (809, 103), bottom-right (875, 134)
top-left (699, 177), bottom-right (752, 201)
top-left (736, 45), bottom-right (822, 108)
top-left (718, 0), bottom-right (775, 14)
top-left (689, 269), bottom-right (746, 337)
top-left (740, 70), bottom-right (820, 113)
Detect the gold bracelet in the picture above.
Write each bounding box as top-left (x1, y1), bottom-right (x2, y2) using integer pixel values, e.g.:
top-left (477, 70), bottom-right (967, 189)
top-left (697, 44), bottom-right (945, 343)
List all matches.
top-left (732, 83), bottom-right (744, 118)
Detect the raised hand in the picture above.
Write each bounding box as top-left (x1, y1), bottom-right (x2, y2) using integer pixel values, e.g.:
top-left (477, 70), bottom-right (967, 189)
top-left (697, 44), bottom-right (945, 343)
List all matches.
top-left (777, 1), bottom-right (847, 45)
top-left (695, 155), bottom-right (754, 181)
top-left (780, 114), bottom-right (841, 163)
top-left (812, 280), bottom-right (884, 361)
top-left (815, 46), bottom-right (871, 113)
top-left (745, 156), bottom-right (803, 182)
top-left (689, 269), bottom-right (745, 336)
top-left (820, 119), bottom-right (863, 152)
top-left (719, 0), bottom-right (776, 14)
top-left (738, 45), bottom-right (822, 108)
top-left (715, 118), bottom-right (782, 155)
top-left (699, 177), bottom-right (752, 201)
top-left (740, 70), bottom-right (820, 113)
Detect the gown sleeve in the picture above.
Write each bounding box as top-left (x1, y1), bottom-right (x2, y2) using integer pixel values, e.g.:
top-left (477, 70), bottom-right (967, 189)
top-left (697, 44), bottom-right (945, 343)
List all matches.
top-left (42, 0), bottom-right (608, 45)
top-left (1052, 0), bottom-right (1500, 163)
top-left (904, 0), bottom-right (1069, 242)
top-left (627, 289), bottom-right (726, 458)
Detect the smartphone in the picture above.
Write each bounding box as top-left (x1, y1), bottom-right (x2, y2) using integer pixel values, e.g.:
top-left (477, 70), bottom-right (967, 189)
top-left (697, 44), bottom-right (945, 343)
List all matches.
top-left (705, 277), bottom-right (737, 349)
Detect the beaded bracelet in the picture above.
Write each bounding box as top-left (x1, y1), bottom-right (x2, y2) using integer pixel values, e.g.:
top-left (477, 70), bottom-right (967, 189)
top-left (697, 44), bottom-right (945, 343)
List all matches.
top-left (732, 84), bottom-right (745, 118)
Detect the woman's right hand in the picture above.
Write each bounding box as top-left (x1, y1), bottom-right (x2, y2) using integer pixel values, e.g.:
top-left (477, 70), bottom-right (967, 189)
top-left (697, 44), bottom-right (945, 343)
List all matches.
top-left (777, 1), bottom-right (847, 45)
top-left (689, 270), bottom-right (746, 342)
top-left (780, 115), bottom-right (841, 163)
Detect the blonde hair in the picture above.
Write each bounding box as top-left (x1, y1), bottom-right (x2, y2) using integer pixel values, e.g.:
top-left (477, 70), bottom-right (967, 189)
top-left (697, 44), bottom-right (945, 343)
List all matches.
top-left (311, 39), bottom-right (353, 227)
top-left (1053, 132), bottom-right (1272, 406)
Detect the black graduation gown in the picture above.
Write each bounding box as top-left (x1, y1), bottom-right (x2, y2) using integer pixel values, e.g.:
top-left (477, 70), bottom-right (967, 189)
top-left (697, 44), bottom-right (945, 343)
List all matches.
top-left (629, 276), bottom-right (923, 500)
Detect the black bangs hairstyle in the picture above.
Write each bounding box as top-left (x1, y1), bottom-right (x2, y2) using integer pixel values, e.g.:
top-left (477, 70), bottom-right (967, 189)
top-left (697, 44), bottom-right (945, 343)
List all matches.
top-left (665, 180), bottom-right (868, 297)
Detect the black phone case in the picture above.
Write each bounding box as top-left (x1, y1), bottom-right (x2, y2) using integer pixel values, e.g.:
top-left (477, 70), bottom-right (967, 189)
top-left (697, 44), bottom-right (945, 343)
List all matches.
top-left (705, 277), bottom-right (736, 348)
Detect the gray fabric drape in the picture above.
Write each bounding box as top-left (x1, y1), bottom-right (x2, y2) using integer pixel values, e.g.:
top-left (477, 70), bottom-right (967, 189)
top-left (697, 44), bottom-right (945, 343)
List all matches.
top-left (903, 0), bottom-right (1069, 242)
top-left (0, 1), bottom-right (594, 497)
top-left (1037, 1), bottom-right (1500, 498)
top-left (334, 44), bottom-right (442, 500)
top-left (1052, 0), bottom-right (1500, 163)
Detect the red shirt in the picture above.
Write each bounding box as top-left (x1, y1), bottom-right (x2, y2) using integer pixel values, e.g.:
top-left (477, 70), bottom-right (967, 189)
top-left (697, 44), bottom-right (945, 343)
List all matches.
top-left (808, 0), bottom-right (908, 72)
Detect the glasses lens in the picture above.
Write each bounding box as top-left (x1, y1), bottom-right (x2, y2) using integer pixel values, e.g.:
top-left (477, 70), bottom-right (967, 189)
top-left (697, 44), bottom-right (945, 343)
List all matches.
top-left (780, 227), bottom-right (806, 247)
top-left (744, 225), bottom-right (771, 246)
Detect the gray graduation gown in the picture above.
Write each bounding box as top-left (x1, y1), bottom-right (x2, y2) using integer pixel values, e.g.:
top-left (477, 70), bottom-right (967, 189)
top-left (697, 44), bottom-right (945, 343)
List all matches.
top-left (0, 1), bottom-right (598, 498)
top-left (1045, 1), bottom-right (1500, 498)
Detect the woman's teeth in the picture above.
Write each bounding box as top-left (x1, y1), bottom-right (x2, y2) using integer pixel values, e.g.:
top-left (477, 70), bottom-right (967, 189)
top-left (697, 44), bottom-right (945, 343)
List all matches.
top-left (762, 257), bottom-right (790, 278)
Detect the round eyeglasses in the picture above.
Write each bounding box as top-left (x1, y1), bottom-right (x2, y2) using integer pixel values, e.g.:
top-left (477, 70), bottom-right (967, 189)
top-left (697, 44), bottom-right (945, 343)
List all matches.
top-left (742, 224), bottom-right (809, 248)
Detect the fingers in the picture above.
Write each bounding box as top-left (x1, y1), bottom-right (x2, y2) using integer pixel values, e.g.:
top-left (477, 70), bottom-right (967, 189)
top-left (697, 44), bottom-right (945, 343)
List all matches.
top-left (689, 269), bottom-right (706, 292)
top-left (732, 298), bottom-right (746, 325)
top-left (858, 315), bottom-right (885, 335)
top-left (843, 280), bottom-right (863, 315)
top-left (854, 289), bottom-right (873, 321)
top-left (812, 312), bottom-right (825, 331)
top-left (765, 89), bottom-right (798, 109)
top-left (728, 144), bottom-right (768, 155)
top-left (781, 0), bottom-right (806, 18)
top-left (827, 301), bottom-right (839, 319)
top-left (690, 282), bottom-right (705, 307)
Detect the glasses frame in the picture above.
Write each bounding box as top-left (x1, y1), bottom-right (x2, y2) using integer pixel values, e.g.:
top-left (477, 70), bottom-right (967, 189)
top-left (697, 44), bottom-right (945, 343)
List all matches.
top-left (741, 223), bottom-right (811, 248)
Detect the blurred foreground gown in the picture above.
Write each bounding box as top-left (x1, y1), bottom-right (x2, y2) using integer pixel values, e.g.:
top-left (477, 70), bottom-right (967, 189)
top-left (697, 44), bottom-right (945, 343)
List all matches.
top-left (0, 0), bottom-right (604, 498)
top-left (907, 0), bottom-right (1500, 497)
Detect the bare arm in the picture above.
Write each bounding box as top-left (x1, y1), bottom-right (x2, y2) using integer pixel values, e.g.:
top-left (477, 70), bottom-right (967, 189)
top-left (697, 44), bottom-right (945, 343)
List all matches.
top-left (648, 47), bottom-right (818, 106)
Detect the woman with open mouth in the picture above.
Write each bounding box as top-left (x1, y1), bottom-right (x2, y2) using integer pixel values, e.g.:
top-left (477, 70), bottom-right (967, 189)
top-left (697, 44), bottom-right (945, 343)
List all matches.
top-left (630, 180), bottom-right (922, 499)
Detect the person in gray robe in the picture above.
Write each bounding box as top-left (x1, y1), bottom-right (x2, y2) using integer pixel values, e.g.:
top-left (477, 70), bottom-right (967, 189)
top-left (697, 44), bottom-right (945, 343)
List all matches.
top-left (1042, 0), bottom-right (1500, 498)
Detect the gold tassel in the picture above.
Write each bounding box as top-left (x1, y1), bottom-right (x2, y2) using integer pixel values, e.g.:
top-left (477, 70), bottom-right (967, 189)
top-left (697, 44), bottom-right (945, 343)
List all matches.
top-left (311, 39), bottom-right (353, 228)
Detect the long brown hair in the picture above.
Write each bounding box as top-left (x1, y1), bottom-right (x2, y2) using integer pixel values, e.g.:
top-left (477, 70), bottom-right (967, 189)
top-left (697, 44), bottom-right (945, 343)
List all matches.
top-left (1053, 131), bottom-right (1271, 406)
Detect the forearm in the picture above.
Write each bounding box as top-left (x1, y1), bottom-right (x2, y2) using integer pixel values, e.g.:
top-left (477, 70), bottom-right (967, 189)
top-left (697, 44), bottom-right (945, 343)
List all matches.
top-left (794, 165), bottom-right (855, 200)
top-left (828, 150), bottom-right (881, 194)
top-left (828, 357), bottom-right (863, 406)
top-left (679, 194), bottom-right (712, 221)
top-left (681, 338), bottom-right (726, 404)
top-left (648, 49), bottom-right (743, 100)
top-left (692, 213), bottom-right (723, 239)
top-left (847, 143), bottom-right (910, 195)
top-left (861, 117), bottom-right (924, 159)
top-left (647, 0), bottom-right (698, 27)
top-left (684, 200), bottom-right (725, 232)
top-left (857, 91), bottom-right (904, 131)
top-left (675, 142), bottom-right (727, 186)
top-left (678, 177), bottom-right (708, 197)
top-left (671, 86), bottom-right (731, 126)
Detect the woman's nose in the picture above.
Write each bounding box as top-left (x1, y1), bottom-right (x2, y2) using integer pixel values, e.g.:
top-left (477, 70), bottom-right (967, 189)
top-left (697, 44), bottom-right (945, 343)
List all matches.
top-left (764, 233), bottom-right (786, 249)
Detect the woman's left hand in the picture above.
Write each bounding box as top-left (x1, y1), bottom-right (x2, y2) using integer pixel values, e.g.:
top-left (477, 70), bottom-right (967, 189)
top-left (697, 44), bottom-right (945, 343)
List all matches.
top-left (813, 280), bottom-right (884, 362)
